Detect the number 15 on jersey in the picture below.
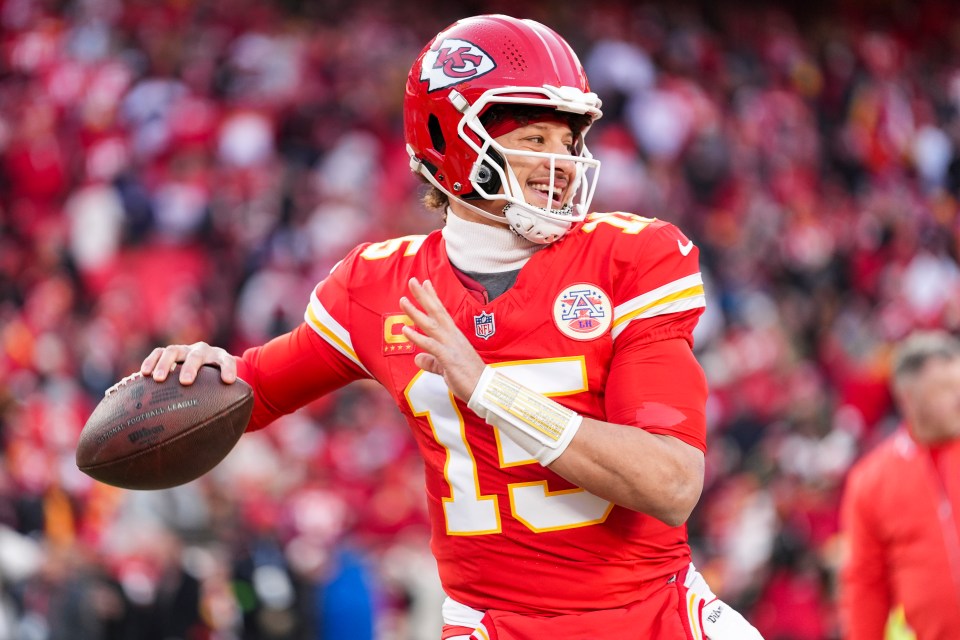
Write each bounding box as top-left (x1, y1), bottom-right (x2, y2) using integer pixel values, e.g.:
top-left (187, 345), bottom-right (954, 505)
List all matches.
top-left (404, 358), bottom-right (614, 536)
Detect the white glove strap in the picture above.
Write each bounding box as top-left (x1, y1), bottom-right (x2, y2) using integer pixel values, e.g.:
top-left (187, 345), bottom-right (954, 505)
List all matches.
top-left (468, 366), bottom-right (582, 466)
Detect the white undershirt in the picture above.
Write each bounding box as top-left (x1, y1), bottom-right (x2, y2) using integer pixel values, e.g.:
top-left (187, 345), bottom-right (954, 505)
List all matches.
top-left (442, 208), bottom-right (540, 273)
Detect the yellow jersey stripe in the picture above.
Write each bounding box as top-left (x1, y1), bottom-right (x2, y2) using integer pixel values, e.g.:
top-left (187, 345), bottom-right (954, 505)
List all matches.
top-left (614, 272), bottom-right (703, 320)
top-left (613, 285), bottom-right (705, 329)
top-left (610, 273), bottom-right (706, 340)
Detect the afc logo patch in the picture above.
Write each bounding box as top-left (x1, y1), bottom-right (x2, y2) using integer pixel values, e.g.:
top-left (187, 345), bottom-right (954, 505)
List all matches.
top-left (382, 313), bottom-right (415, 356)
top-left (553, 283), bottom-right (612, 341)
top-left (474, 311), bottom-right (496, 340)
top-left (420, 38), bottom-right (496, 92)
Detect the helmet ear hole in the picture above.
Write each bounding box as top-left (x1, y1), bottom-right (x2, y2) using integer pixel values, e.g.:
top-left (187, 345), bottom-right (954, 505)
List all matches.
top-left (428, 114), bottom-right (445, 154)
top-left (475, 164), bottom-right (493, 184)
top-left (464, 150), bottom-right (505, 200)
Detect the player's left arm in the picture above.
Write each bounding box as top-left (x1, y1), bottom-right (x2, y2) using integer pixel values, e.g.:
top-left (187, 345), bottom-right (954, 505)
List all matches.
top-left (549, 326), bottom-right (706, 526)
top-left (400, 277), bottom-right (704, 526)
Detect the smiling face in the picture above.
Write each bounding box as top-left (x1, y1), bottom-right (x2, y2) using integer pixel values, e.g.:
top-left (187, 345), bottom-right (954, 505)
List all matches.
top-left (497, 120), bottom-right (578, 210)
top-left (447, 119), bottom-right (579, 226)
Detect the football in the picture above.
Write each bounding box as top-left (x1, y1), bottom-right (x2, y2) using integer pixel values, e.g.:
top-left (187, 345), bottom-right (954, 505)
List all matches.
top-left (76, 365), bottom-right (254, 490)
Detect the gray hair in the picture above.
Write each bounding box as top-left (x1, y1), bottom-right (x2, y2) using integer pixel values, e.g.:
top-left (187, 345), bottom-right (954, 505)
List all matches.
top-left (892, 330), bottom-right (960, 384)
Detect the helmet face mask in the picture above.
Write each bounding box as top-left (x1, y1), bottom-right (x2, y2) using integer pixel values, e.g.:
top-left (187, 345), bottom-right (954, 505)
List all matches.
top-left (405, 15), bottom-right (603, 244)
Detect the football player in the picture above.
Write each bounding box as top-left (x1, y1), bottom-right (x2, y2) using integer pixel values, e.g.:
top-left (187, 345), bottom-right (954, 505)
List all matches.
top-left (142, 14), bottom-right (764, 640)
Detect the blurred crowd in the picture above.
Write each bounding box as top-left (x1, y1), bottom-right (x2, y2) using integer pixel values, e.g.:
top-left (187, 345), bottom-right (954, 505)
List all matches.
top-left (1, 0), bottom-right (959, 638)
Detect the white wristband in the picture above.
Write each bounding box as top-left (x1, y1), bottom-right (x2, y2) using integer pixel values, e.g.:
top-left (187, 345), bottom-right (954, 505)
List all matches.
top-left (468, 366), bottom-right (582, 466)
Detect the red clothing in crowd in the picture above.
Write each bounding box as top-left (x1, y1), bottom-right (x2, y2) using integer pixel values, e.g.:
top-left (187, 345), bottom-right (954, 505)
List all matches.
top-left (840, 427), bottom-right (960, 639)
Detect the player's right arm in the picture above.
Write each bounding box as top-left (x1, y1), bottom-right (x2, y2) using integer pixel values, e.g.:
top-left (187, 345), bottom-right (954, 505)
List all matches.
top-left (141, 247), bottom-right (371, 431)
top-left (140, 324), bottom-right (365, 431)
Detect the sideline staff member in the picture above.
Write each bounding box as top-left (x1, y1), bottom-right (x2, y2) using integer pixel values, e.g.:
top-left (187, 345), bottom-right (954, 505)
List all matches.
top-left (840, 330), bottom-right (960, 639)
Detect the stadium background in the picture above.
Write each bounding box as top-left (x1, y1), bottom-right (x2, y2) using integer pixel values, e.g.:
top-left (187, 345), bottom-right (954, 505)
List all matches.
top-left (0, 0), bottom-right (957, 637)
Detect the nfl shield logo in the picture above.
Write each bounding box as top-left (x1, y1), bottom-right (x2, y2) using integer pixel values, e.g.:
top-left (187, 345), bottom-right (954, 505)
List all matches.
top-left (474, 311), bottom-right (495, 340)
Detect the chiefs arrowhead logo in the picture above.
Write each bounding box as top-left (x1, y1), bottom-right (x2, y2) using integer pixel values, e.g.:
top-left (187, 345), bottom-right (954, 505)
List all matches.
top-left (421, 38), bottom-right (496, 92)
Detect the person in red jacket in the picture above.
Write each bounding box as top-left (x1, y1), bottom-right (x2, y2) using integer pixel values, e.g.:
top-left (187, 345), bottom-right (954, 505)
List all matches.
top-left (840, 330), bottom-right (960, 639)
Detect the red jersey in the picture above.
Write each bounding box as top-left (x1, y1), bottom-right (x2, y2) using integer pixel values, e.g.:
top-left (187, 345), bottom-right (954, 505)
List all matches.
top-left (236, 211), bottom-right (708, 615)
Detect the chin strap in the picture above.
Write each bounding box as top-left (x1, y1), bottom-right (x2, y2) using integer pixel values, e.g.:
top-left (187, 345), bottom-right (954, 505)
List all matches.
top-left (445, 184), bottom-right (575, 246)
top-left (503, 203), bottom-right (576, 245)
top-left (453, 199), bottom-right (574, 245)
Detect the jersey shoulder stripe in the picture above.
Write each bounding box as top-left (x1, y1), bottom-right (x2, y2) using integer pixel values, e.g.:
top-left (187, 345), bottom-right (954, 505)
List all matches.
top-left (611, 273), bottom-right (705, 340)
top-left (305, 288), bottom-right (371, 376)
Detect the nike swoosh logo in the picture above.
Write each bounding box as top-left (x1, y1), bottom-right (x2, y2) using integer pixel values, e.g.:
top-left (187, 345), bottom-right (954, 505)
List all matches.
top-left (678, 239), bottom-right (694, 256)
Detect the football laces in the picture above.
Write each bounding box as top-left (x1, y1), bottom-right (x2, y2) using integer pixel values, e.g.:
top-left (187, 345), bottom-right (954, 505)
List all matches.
top-left (105, 371), bottom-right (144, 397)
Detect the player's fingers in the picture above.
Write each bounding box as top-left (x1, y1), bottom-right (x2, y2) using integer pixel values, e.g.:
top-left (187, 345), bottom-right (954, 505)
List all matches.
top-left (401, 324), bottom-right (441, 354)
top-left (404, 280), bottom-right (479, 368)
top-left (407, 278), bottom-right (452, 324)
top-left (178, 343), bottom-right (237, 385)
top-left (413, 352), bottom-right (442, 376)
top-left (404, 284), bottom-right (460, 343)
top-left (140, 347), bottom-right (164, 376)
top-left (152, 345), bottom-right (188, 381)
top-left (422, 278), bottom-right (440, 299)
top-left (399, 294), bottom-right (439, 336)
top-left (179, 346), bottom-right (209, 384)
top-left (215, 351), bottom-right (238, 384)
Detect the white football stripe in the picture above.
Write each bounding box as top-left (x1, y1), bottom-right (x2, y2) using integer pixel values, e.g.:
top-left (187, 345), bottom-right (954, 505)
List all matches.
top-left (305, 291), bottom-right (372, 376)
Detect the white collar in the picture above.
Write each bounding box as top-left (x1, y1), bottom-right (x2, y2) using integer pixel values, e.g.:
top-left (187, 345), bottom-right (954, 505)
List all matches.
top-left (441, 208), bottom-right (540, 273)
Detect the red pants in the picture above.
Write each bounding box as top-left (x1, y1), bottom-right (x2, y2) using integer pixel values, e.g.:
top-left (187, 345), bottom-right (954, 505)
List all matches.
top-left (442, 569), bottom-right (696, 640)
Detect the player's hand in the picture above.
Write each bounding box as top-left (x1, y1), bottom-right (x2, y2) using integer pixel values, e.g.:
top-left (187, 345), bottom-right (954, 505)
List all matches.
top-left (140, 342), bottom-right (237, 385)
top-left (399, 278), bottom-right (487, 402)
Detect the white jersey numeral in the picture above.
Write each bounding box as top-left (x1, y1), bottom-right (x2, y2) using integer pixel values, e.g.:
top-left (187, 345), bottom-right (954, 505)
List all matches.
top-left (405, 358), bottom-right (613, 535)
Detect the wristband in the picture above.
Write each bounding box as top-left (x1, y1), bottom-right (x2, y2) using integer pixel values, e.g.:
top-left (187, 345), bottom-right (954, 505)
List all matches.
top-left (468, 366), bottom-right (582, 466)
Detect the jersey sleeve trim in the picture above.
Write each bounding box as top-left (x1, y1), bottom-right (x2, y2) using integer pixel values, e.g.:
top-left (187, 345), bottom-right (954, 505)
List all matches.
top-left (611, 273), bottom-right (705, 340)
top-left (305, 289), bottom-right (372, 376)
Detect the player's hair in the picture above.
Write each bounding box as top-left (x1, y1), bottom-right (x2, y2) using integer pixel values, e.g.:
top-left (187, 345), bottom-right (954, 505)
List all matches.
top-left (422, 179), bottom-right (449, 211)
top-left (419, 105), bottom-right (593, 212)
top-left (892, 330), bottom-right (960, 384)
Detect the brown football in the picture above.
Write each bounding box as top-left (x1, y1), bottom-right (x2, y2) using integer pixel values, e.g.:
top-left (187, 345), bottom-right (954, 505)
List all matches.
top-left (76, 365), bottom-right (254, 490)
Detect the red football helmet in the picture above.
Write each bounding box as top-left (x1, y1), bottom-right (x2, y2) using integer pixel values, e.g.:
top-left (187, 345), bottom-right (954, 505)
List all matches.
top-left (405, 15), bottom-right (603, 243)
